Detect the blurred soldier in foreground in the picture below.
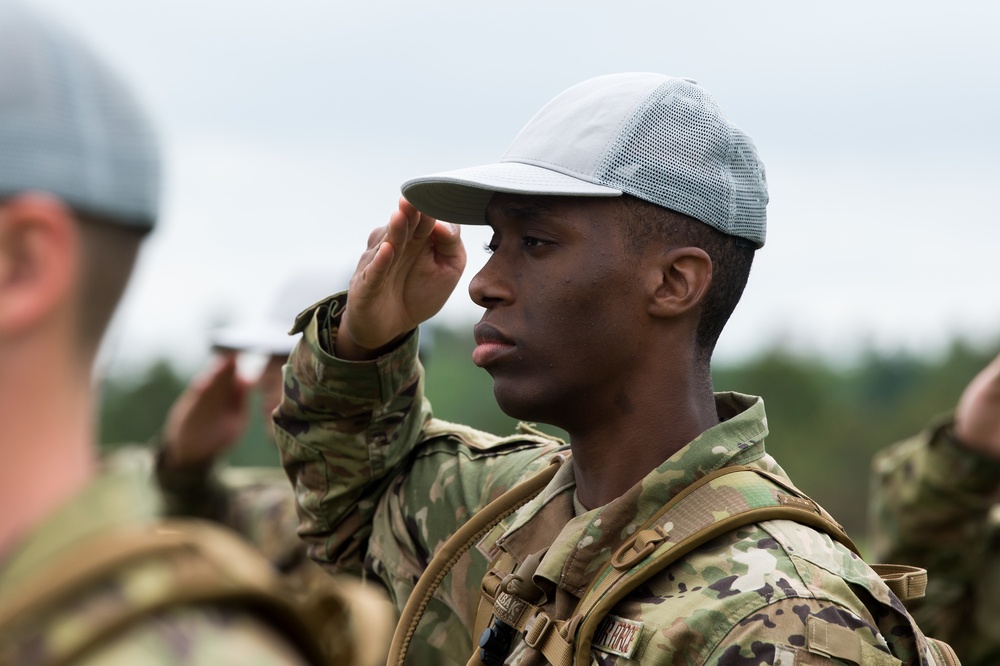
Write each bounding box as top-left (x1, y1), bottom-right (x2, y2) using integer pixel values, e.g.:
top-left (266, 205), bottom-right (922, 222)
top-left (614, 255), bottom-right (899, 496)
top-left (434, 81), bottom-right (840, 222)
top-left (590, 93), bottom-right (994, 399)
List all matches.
top-left (148, 271), bottom-right (394, 666)
top-left (0, 4), bottom-right (321, 664)
top-left (871, 351), bottom-right (1000, 665)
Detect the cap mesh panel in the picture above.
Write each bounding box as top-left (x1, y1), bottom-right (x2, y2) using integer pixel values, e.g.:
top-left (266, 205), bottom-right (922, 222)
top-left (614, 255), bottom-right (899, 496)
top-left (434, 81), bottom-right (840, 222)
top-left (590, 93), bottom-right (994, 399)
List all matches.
top-left (0, 2), bottom-right (159, 227)
top-left (594, 79), bottom-right (767, 246)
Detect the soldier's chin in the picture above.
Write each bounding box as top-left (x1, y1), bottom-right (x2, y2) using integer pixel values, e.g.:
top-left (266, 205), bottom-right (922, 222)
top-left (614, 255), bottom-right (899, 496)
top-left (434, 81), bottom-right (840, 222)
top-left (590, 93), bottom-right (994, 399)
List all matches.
top-left (492, 381), bottom-right (560, 428)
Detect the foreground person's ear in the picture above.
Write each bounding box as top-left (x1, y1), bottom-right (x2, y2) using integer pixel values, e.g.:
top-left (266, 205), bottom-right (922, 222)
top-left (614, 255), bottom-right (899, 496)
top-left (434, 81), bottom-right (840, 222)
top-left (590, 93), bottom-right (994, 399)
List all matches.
top-left (647, 246), bottom-right (712, 319)
top-left (0, 194), bottom-right (78, 337)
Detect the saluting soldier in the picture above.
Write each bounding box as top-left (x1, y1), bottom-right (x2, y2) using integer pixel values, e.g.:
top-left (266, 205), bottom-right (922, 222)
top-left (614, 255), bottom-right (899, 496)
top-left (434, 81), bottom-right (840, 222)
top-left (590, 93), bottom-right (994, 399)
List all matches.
top-left (872, 352), bottom-right (1000, 665)
top-left (275, 73), bottom-right (956, 664)
top-left (147, 270), bottom-right (395, 666)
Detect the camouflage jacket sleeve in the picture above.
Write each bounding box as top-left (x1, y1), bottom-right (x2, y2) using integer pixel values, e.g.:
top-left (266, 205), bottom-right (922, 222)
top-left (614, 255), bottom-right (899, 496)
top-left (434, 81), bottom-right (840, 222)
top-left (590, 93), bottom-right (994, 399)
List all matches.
top-left (155, 448), bottom-right (308, 574)
top-left (271, 293), bottom-right (427, 576)
top-left (870, 414), bottom-right (1000, 663)
top-left (153, 440), bottom-right (231, 524)
top-left (98, 443), bottom-right (230, 527)
top-left (273, 293), bottom-right (561, 586)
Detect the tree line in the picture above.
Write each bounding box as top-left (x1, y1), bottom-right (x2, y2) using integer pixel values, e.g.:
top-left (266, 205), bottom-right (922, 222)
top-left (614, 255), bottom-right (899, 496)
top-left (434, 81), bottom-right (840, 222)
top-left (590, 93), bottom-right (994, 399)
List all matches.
top-left (99, 324), bottom-right (1000, 540)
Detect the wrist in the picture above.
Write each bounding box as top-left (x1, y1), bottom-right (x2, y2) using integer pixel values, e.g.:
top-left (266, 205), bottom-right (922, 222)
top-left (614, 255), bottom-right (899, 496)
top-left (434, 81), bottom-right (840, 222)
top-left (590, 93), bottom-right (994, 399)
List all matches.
top-left (156, 432), bottom-right (215, 473)
top-left (950, 422), bottom-right (1000, 461)
top-left (333, 327), bottom-right (385, 361)
top-left (931, 420), bottom-right (1000, 493)
top-left (332, 309), bottom-right (411, 362)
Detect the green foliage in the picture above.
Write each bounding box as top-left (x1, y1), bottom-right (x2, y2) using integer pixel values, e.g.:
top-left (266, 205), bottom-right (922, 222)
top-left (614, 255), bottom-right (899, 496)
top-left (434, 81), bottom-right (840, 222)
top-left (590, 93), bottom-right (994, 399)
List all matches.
top-left (714, 338), bottom-right (1000, 536)
top-left (226, 391), bottom-right (283, 467)
top-left (98, 359), bottom-right (281, 466)
top-left (425, 325), bottom-right (1000, 537)
top-left (98, 359), bottom-right (187, 448)
top-left (98, 328), bottom-right (1000, 539)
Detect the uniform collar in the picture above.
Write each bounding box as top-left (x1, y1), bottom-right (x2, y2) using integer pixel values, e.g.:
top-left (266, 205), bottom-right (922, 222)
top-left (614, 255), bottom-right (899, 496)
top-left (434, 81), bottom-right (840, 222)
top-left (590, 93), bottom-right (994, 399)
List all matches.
top-left (496, 392), bottom-right (778, 597)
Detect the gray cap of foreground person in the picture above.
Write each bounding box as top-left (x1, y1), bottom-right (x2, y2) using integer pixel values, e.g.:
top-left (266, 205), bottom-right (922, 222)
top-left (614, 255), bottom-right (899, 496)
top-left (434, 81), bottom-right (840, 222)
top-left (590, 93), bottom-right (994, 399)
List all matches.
top-left (403, 72), bottom-right (768, 247)
top-left (0, 1), bottom-right (160, 228)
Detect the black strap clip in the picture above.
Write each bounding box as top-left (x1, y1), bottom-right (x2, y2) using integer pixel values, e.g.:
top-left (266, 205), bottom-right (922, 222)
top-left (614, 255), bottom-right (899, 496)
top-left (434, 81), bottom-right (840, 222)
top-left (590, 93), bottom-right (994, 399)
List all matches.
top-left (478, 617), bottom-right (516, 666)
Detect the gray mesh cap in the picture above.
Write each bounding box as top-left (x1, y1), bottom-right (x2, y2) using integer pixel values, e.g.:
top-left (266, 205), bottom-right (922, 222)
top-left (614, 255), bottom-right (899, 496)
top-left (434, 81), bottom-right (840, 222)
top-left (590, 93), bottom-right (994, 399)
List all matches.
top-left (402, 72), bottom-right (768, 247)
top-left (0, 2), bottom-right (160, 228)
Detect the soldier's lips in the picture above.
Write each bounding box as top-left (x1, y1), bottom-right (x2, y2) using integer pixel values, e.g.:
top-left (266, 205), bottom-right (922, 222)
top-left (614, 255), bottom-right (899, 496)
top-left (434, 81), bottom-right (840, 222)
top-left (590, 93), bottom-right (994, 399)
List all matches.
top-left (472, 323), bottom-right (515, 368)
top-left (472, 341), bottom-right (516, 367)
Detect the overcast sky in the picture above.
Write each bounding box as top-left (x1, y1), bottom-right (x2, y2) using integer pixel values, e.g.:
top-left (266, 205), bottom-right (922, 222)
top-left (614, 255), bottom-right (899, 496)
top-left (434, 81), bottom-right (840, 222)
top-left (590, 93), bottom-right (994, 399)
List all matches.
top-left (28, 0), bottom-right (1000, 373)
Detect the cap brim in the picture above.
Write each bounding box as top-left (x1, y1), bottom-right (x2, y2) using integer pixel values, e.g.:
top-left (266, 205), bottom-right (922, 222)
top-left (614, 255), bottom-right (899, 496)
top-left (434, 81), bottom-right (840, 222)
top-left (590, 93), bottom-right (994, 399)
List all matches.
top-left (210, 323), bottom-right (298, 357)
top-left (401, 161), bottom-right (622, 225)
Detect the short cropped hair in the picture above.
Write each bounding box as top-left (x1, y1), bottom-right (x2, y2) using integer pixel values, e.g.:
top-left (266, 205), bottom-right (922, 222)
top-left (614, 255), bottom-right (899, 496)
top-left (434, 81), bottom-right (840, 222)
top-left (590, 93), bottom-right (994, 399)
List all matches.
top-left (75, 210), bottom-right (149, 355)
top-left (619, 195), bottom-right (755, 362)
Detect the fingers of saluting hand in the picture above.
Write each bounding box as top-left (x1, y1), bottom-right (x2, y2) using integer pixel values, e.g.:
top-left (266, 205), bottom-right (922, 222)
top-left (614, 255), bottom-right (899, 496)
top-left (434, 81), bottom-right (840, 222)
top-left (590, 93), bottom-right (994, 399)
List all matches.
top-left (357, 199), bottom-right (444, 287)
top-left (431, 220), bottom-right (463, 259)
top-left (354, 205), bottom-right (410, 293)
top-left (358, 234), bottom-right (396, 294)
top-left (361, 204), bottom-right (414, 261)
top-left (384, 198), bottom-right (434, 259)
top-left (395, 198), bottom-right (464, 268)
top-left (191, 353), bottom-right (237, 398)
top-left (190, 354), bottom-right (249, 414)
top-left (955, 352), bottom-right (1000, 458)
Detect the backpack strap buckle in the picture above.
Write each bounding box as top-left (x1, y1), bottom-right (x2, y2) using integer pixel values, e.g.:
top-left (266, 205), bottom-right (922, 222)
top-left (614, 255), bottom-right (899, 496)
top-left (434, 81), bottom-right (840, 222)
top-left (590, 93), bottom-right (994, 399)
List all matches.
top-left (611, 526), bottom-right (668, 570)
top-left (523, 612), bottom-right (553, 649)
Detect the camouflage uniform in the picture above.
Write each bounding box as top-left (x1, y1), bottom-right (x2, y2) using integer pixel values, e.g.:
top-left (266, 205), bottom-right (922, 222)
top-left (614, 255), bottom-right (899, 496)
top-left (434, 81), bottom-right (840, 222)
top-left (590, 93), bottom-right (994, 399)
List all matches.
top-left (106, 444), bottom-right (396, 666)
top-left (871, 416), bottom-right (1000, 666)
top-left (153, 450), bottom-right (314, 575)
top-left (157, 452), bottom-right (396, 666)
top-left (276, 294), bottom-right (942, 665)
top-left (0, 466), bottom-right (310, 666)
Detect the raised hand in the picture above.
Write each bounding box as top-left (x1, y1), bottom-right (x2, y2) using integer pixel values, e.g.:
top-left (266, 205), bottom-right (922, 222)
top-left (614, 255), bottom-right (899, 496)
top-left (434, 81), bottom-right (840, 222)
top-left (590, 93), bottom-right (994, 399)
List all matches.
top-left (161, 354), bottom-right (251, 469)
top-left (336, 198), bottom-right (466, 360)
top-left (954, 352), bottom-right (1000, 460)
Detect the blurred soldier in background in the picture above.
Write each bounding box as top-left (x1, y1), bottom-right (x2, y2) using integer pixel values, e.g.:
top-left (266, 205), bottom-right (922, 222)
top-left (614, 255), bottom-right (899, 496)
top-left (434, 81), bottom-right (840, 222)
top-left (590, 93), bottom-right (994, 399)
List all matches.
top-left (154, 269), bottom-right (345, 534)
top-left (148, 270), bottom-right (395, 666)
top-left (0, 3), bottom-right (322, 664)
top-left (871, 351), bottom-right (1000, 666)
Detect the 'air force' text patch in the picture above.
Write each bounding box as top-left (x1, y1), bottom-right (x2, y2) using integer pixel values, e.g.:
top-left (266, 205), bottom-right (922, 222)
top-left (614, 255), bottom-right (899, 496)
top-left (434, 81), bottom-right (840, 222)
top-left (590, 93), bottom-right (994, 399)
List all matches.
top-left (592, 614), bottom-right (643, 659)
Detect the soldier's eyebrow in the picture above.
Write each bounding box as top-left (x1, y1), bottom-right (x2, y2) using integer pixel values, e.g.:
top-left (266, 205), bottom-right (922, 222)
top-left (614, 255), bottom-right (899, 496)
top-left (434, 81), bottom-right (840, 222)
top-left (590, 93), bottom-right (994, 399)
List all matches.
top-left (487, 200), bottom-right (556, 224)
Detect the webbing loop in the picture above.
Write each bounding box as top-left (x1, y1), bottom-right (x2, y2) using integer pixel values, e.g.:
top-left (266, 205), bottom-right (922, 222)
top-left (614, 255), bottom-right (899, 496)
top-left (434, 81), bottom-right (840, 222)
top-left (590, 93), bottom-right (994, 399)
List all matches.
top-left (869, 563), bottom-right (927, 602)
top-left (611, 525), bottom-right (667, 570)
top-left (523, 612), bottom-right (553, 649)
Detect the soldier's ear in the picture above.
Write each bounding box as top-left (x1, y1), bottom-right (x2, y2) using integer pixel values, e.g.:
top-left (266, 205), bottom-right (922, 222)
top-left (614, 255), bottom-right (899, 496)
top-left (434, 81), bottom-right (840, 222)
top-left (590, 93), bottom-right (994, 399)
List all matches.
top-left (0, 194), bottom-right (79, 337)
top-left (647, 246), bottom-right (712, 320)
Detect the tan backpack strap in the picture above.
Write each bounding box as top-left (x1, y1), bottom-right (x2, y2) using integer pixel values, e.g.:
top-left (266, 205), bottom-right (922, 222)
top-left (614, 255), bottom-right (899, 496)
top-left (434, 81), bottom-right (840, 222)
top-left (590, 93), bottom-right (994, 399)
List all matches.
top-left (472, 545), bottom-right (578, 666)
top-left (0, 522), bottom-right (205, 632)
top-left (579, 465), bottom-right (857, 607)
top-left (471, 602), bottom-right (574, 666)
top-left (0, 519), bottom-right (326, 666)
top-left (927, 637), bottom-right (961, 666)
top-left (869, 563), bottom-right (928, 603)
top-left (570, 465), bottom-right (861, 663)
top-left (472, 551), bottom-right (518, 648)
top-left (388, 455), bottom-right (563, 666)
top-left (522, 613), bottom-right (575, 666)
